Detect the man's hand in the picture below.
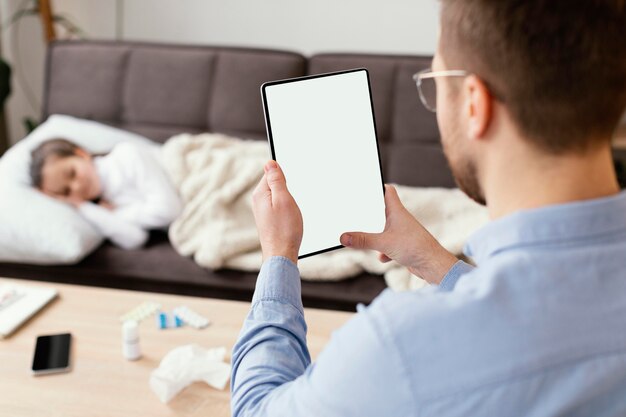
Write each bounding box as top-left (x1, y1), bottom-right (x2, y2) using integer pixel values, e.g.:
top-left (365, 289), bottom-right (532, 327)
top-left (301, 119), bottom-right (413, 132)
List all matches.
top-left (340, 184), bottom-right (458, 285)
top-left (252, 160), bottom-right (303, 265)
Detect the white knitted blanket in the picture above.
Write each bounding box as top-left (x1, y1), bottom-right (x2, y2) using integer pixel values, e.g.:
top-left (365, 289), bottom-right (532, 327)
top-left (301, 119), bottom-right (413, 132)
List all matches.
top-left (162, 133), bottom-right (489, 291)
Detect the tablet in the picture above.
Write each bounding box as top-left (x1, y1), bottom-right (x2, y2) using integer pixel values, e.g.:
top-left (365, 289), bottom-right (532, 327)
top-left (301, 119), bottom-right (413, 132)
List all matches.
top-left (261, 68), bottom-right (386, 259)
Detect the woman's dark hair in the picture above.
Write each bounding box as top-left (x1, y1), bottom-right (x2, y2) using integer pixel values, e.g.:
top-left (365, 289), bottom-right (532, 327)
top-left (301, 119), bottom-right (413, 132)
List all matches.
top-left (30, 138), bottom-right (81, 188)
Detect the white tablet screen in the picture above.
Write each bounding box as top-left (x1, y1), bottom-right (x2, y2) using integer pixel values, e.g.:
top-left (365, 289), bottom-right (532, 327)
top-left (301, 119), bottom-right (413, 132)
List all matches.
top-left (262, 69), bottom-right (386, 258)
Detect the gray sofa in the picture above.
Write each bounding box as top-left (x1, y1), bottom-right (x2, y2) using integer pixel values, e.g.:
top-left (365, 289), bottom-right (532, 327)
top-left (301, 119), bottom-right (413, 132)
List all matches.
top-left (0, 40), bottom-right (455, 311)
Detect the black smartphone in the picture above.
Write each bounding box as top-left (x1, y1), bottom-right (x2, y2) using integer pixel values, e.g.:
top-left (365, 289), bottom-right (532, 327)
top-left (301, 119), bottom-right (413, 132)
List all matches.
top-left (31, 333), bottom-right (72, 375)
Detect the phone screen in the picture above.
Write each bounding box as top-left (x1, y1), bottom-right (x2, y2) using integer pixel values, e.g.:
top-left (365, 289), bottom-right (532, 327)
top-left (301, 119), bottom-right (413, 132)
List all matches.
top-left (32, 333), bottom-right (72, 374)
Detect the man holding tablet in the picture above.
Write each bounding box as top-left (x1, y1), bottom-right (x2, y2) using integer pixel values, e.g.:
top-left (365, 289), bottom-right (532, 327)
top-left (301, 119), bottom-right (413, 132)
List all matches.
top-left (232, 1), bottom-right (626, 416)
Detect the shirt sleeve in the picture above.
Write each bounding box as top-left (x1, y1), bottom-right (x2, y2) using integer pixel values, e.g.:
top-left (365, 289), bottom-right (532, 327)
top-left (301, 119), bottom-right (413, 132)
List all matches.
top-left (78, 202), bottom-right (148, 250)
top-left (230, 256), bottom-right (413, 417)
top-left (112, 144), bottom-right (182, 230)
top-left (438, 260), bottom-right (475, 292)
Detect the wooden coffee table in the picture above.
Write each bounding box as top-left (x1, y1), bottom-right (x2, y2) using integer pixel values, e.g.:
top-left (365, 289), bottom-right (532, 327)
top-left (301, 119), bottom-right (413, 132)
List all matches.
top-left (0, 278), bottom-right (353, 417)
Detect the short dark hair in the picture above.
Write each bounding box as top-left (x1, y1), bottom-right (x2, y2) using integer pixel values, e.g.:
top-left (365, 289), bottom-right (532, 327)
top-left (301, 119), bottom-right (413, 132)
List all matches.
top-left (30, 138), bottom-right (80, 188)
top-left (439, 0), bottom-right (626, 153)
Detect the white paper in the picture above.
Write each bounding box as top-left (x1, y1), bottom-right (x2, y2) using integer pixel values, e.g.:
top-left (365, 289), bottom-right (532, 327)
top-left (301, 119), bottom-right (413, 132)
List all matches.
top-left (263, 69), bottom-right (386, 257)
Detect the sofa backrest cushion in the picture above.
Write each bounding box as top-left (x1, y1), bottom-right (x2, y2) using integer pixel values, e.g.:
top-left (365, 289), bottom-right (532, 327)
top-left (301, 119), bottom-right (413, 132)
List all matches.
top-left (44, 41), bottom-right (306, 142)
top-left (43, 41), bottom-right (455, 187)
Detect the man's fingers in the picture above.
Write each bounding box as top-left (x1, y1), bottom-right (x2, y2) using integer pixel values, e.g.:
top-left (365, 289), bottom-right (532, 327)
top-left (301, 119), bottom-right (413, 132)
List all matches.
top-left (340, 231), bottom-right (382, 250)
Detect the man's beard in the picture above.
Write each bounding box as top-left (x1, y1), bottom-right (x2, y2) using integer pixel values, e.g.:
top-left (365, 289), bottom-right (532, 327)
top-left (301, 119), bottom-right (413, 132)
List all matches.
top-left (441, 130), bottom-right (487, 206)
top-left (449, 154), bottom-right (486, 206)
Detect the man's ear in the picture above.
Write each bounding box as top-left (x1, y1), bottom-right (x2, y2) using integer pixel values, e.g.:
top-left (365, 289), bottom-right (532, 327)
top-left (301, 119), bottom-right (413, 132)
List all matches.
top-left (463, 75), bottom-right (493, 140)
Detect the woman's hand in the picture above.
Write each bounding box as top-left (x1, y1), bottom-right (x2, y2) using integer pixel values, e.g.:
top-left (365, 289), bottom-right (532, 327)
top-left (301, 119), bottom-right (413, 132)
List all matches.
top-left (252, 160), bottom-right (303, 265)
top-left (340, 184), bottom-right (458, 285)
top-left (99, 199), bottom-right (114, 210)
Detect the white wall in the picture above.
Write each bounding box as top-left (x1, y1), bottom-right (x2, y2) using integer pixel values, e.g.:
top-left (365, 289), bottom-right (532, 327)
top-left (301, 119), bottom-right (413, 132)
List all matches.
top-left (0, 0), bottom-right (117, 145)
top-left (122, 0), bottom-right (440, 56)
top-left (0, 0), bottom-right (441, 145)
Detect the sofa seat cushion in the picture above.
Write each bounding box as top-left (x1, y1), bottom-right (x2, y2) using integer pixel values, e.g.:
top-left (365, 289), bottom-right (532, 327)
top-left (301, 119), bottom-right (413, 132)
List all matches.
top-left (0, 231), bottom-right (387, 311)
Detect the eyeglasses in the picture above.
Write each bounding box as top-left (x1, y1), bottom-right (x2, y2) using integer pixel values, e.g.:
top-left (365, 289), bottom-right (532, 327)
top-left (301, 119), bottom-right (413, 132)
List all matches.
top-left (413, 69), bottom-right (470, 113)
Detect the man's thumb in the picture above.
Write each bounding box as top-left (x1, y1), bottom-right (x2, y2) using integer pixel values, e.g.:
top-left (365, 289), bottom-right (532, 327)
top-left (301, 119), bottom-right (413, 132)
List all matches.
top-left (265, 160), bottom-right (287, 193)
top-left (384, 184), bottom-right (403, 209)
top-left (340, 232), bottom-right (382, 250)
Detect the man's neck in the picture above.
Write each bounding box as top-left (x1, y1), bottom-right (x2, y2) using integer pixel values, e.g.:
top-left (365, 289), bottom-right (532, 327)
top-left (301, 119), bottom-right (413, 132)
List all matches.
top-left (484, 141), bottom-right (620, 220)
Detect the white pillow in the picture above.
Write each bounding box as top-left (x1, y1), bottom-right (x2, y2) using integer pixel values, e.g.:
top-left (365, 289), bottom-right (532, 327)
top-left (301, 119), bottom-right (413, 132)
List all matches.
top-left (0, 114), bottom-right (160, 264)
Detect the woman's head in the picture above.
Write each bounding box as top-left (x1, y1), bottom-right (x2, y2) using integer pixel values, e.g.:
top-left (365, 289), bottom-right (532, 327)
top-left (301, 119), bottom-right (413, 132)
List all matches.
top-left (30, 138), bottom-right (101, 203)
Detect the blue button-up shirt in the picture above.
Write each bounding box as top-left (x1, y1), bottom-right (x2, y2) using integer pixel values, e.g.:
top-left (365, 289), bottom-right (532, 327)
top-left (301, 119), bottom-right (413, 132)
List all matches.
top-left (231, 192), bottom-right (626, 416)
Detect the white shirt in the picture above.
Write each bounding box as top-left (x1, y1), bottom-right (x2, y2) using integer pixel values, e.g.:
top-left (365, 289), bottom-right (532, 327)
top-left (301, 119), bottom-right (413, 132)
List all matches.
top-left (78, 142), bottom-right (182, 249)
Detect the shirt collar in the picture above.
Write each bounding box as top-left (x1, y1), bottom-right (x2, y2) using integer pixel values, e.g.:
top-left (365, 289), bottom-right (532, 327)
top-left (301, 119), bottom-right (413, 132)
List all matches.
top-left (464, 191), bottom-right (626, 264)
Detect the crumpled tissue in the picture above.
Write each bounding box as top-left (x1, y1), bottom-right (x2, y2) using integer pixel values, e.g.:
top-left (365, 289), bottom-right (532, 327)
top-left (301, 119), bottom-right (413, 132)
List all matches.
top-left (149, 344), bottom-right (231, 403)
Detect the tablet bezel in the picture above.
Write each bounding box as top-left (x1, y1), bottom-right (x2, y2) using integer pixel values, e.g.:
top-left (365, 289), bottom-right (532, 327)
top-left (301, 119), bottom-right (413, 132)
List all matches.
top-left (261, 68), bottom-right (386, 259)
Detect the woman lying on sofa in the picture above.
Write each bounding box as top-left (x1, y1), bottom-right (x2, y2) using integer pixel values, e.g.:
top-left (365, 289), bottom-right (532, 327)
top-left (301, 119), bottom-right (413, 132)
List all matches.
top-left (29, 138), bottom-right (182, 249)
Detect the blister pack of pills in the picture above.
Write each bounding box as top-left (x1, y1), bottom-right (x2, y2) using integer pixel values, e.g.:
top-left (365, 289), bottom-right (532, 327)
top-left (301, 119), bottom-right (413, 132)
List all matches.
top-left (120, 301), bottom-right (161, 323)
top-left (156, 311), bottom-right (184, 329)
top-left (172, 306), bottom-right (210, 329)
